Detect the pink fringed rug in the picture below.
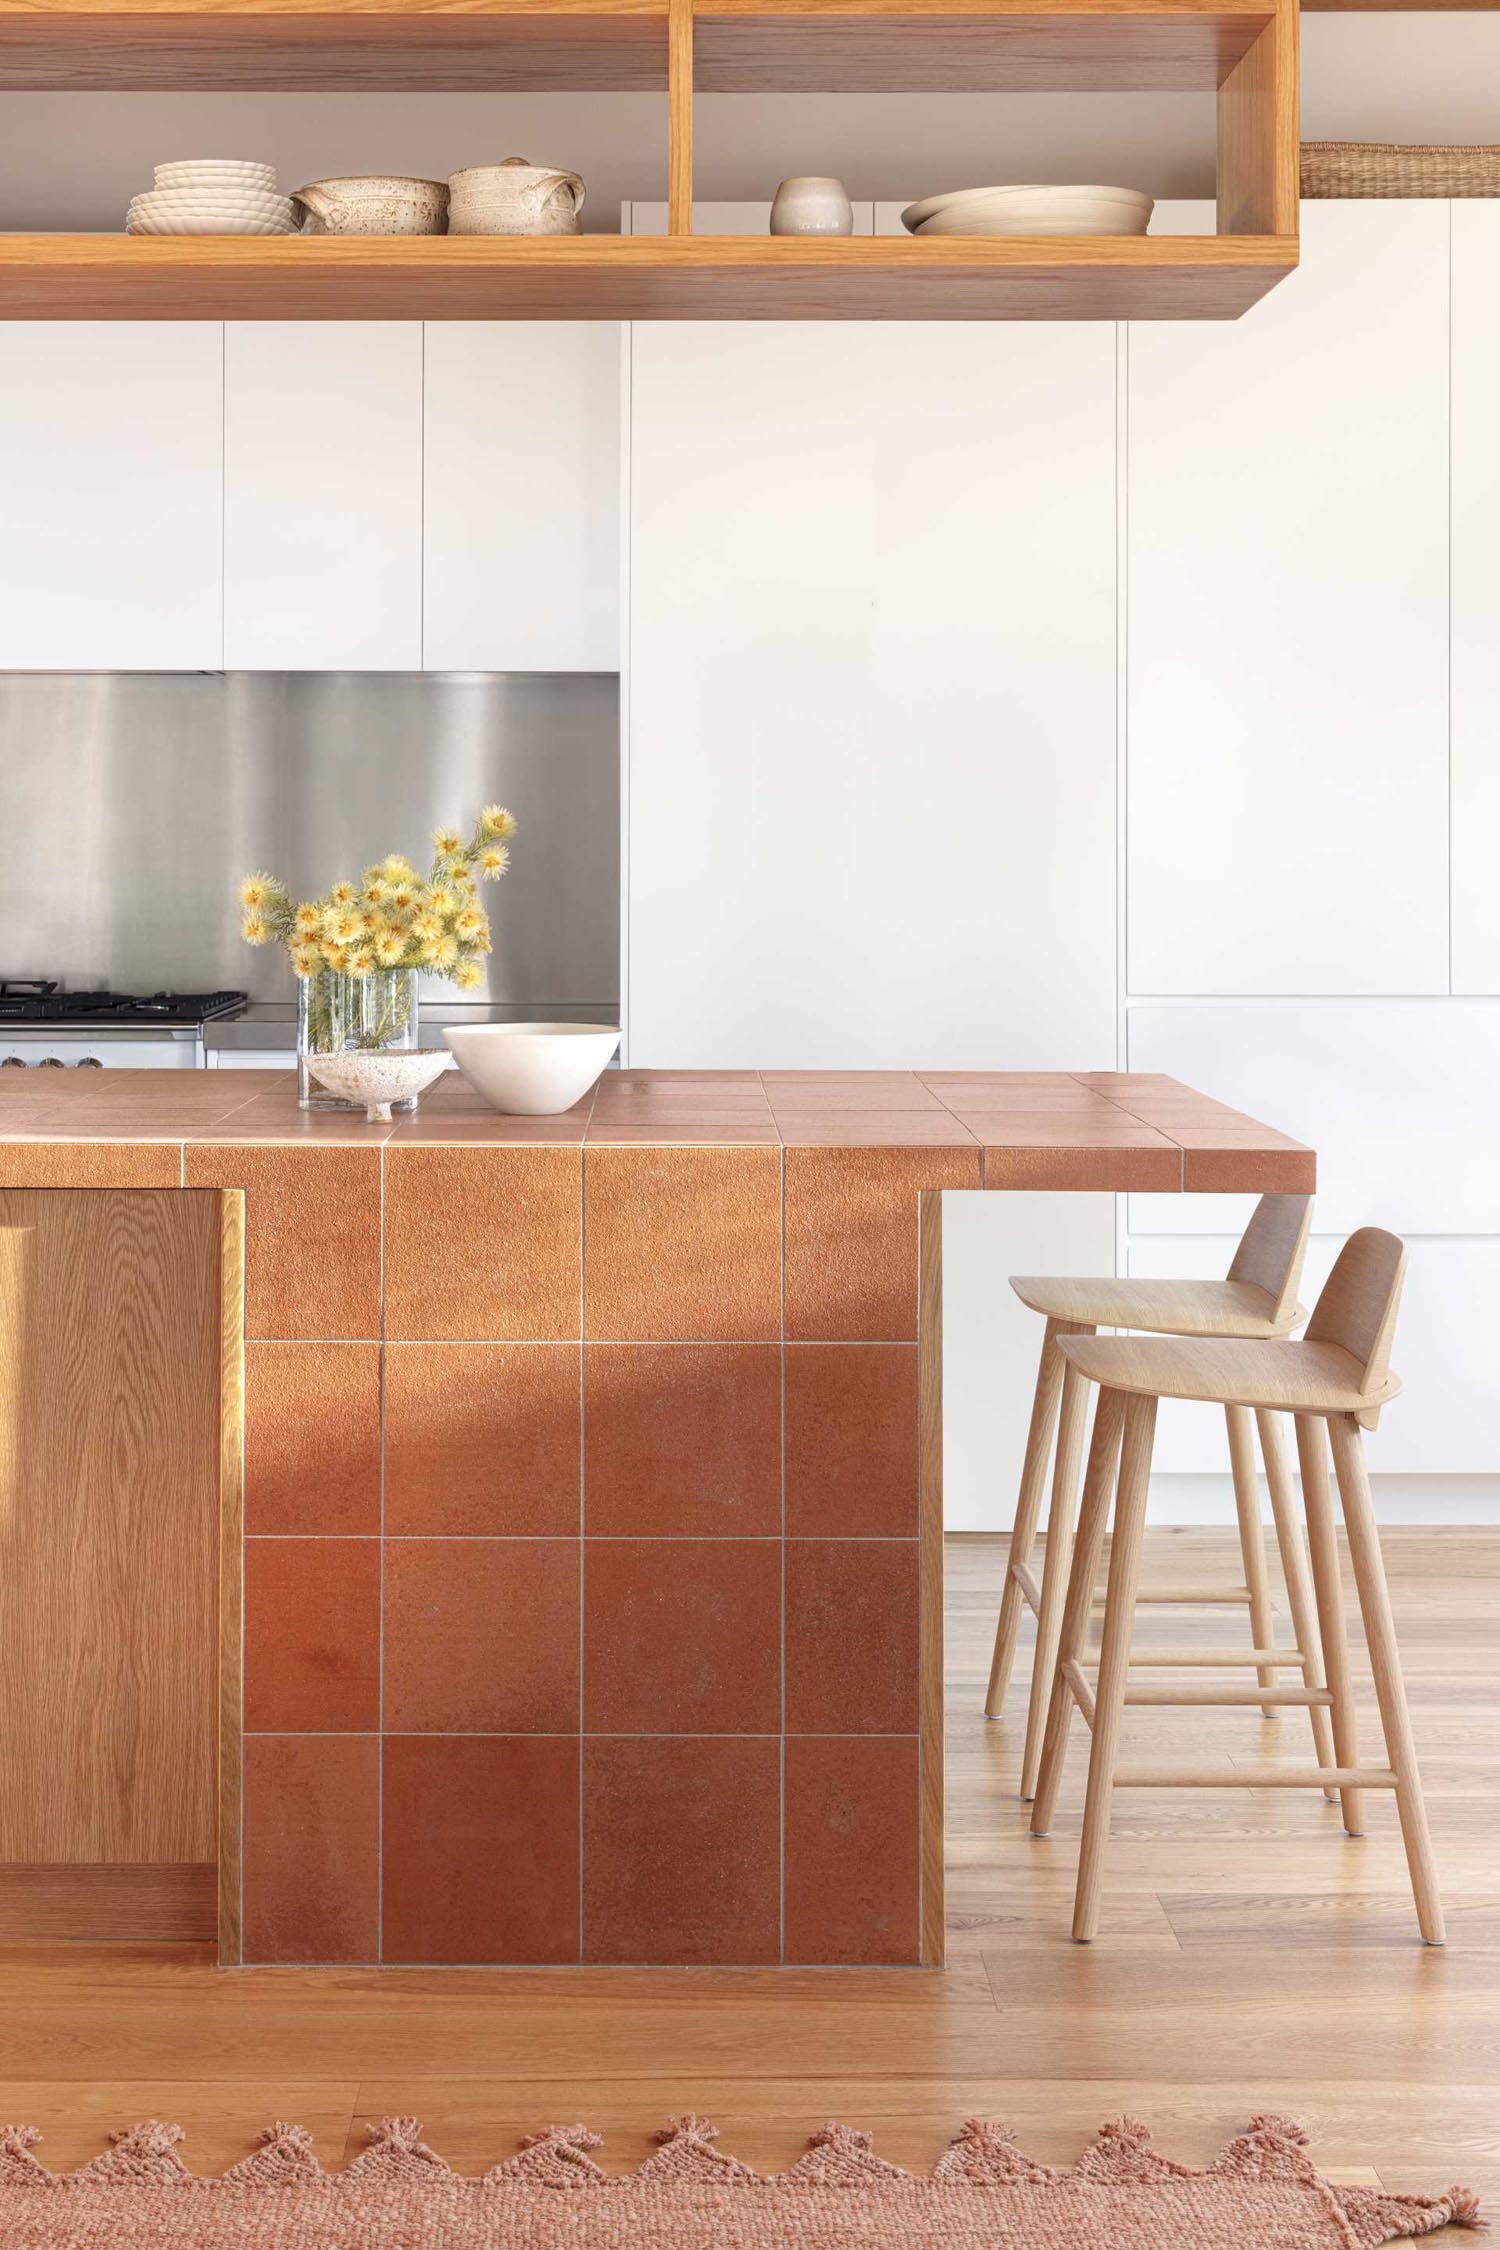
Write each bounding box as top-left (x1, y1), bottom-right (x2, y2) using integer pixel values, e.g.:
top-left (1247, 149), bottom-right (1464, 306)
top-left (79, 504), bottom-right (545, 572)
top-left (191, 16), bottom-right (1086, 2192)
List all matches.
top-left (0, 2112), bottom-right (1481, 2249)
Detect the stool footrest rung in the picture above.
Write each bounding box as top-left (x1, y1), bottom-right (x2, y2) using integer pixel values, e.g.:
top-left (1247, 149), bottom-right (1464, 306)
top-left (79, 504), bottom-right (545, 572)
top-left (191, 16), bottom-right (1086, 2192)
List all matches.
top-left (1097, 1585), bottom-right (1253, 1605)
top-left (1115, 1646), bottom-right (1309, 1669)
top-left (1122, 1684), bottom-right (1333, 1707)
top-left (1113, 1765), bottom-right (1398, 1790)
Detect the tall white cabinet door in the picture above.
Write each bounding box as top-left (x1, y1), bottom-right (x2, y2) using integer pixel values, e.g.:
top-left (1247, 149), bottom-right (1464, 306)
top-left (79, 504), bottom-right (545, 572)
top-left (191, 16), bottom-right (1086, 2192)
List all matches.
top-left (224, 325), bottom-right (422, 670)
top-left (1127, 201), bottom-right (1450, 998)
top-left (422, 324), bottom-right (620, 672)
top-left (627, 323), bottom-right (1117, 1068)
top-left (0, 324), bottom-right (222, 670)
top-left (1452, 202), bottom-right (1500, 996)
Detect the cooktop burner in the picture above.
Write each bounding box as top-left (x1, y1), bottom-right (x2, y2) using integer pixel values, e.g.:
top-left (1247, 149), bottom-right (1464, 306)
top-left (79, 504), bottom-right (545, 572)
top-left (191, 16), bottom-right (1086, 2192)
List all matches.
top-left (0, 983), bottom-right (249, 1027)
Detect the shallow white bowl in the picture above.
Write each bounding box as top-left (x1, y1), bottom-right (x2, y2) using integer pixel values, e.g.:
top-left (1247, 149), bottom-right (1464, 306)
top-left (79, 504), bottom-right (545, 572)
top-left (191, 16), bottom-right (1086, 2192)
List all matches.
top-left (307, 1048), bottom-right (451, 1122)
top-left (131, 190), bottom-right (292, 213)
top-left (901, 183), bottom-right (1153, 237)
top-left (155, 161), bottom-right (277, 187)
top-left (127, 211), bottom-right (299, 235)
top-left (444, 1022), bottom-right (620, 1115)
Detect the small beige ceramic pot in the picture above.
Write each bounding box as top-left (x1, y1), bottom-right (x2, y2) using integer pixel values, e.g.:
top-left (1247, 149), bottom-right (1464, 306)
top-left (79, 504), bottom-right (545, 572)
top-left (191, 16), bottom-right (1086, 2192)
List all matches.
top-left (294, 176), bottom-right (449, 235)
top-left (770, 176), bottom-right (854, 236)
top-left (448, 159), bottom-right (586, 237)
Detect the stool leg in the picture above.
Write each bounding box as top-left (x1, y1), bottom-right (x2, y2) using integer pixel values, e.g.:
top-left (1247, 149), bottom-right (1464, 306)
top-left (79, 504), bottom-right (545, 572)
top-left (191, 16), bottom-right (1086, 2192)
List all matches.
top-left (1225, 1403), bottom-right (1279, 1716)
top-left (1295, 1413), bottom-right (1364, 1836)
top-left (1073, 1390), bottom-right (1157, 1943)
top-left (1021, 1337), bottom-right (1095, 1800)
top-left (1328, 1414), bottom-right (1444, 1945)
top-left (1030, 1386), bottom-right (1125, 1838)
top-left (986, 1317), bottom-right (1066, 1718)
top-left (1255, 1407), bottom-right (1338, 1795)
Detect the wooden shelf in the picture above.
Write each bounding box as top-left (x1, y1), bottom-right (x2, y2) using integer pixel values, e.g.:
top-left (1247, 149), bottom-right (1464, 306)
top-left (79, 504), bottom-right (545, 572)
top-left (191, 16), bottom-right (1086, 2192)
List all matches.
top-left (0, 231), bottom-right (1297, 319)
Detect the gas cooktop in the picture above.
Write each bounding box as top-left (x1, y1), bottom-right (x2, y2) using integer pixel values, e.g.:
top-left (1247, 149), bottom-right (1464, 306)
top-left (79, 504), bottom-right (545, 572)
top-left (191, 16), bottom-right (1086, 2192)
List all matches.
top-left (0, 982), bottom-right (249, 1027)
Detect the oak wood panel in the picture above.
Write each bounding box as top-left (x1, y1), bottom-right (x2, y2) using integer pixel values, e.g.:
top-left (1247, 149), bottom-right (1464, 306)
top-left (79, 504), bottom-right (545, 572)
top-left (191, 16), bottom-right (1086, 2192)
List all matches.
top-left (0, 234), bottom-right (1296, 323)
top-left (217, 1194), bottom-right (245, 1968)
top-left (0, 1864), bottom-right (215, 1942)
top-left (1216, 6), bottom-right (1297, 236)
top-left (694, 8), bottom-right (1267, 88)
top-left (0, 12), bottom-right (666, 85)
top-left (0, 1191), bottom-right (223, 1865)
top-left (667, 0), bottom-right (693, 232)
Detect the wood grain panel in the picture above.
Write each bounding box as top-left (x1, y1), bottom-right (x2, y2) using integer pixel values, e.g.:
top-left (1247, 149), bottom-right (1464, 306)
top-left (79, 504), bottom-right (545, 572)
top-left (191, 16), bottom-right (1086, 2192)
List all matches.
top-left (0, 234), bottom-right (1296, 323)
top-left (917, 1191), bottom-right (944, 1965)
top-left (0, 1863), bottom-right (215, 1942)
top-left (0, 1191), bottom-right (224, 1866)
top-left (1215, 5), bottom-right (1297, 236)
top-left (218, 1193), bottom-right (245, 1966)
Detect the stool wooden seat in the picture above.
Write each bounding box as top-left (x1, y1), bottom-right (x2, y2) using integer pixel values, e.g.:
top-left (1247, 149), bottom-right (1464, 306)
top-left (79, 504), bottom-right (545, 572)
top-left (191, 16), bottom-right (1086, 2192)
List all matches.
top-left (1029, 1227), bottom-right (1443, 1948)
top-left (986, 1194), bottom-right (1319, 1801)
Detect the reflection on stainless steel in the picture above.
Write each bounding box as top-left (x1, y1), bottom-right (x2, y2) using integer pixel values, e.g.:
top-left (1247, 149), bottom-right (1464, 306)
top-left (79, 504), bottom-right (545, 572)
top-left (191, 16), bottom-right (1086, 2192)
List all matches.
top-left (0, 672), bottom-right (620, 1006)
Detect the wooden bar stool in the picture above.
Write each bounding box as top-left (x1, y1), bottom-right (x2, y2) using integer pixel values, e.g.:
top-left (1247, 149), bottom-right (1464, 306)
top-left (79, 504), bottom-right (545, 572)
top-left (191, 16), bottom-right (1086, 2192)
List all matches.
top-left (986, 1194), bottom-right (1325, 1801)
top-left (1029, 1228), bottom-right (1443, 1947)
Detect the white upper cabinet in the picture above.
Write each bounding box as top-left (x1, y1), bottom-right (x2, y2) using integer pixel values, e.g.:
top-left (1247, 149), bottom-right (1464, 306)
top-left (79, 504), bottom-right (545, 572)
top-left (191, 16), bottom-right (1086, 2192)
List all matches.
top-left (224, 324), bottom-right (423, 671)
top-left (0, 324), bottom-right (223, 670)
top-left (1126, 201), bottom-right (1450, 999)
top-left (1451, 202), bottom-right (1500, 996)
top-left (422, 324), bottom-right (621, 673)
top-left (627, 320), bottom-right (1118, 1068)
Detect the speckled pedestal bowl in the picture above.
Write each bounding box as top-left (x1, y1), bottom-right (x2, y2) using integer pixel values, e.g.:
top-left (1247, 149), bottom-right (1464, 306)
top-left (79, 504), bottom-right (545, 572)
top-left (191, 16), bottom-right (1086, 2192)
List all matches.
top-left (306, 1049), bottom-right (451, 1121)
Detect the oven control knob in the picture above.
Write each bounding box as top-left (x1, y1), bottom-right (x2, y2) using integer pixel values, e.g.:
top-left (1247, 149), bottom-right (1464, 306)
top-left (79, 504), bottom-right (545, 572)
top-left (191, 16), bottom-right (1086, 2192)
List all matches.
top-left (74, 1057), bottom-right (104, 1069)
top-left (38, 1056), bottom-right (65, 1068)
top-left (0, 1055), bottom-right (28, 1068)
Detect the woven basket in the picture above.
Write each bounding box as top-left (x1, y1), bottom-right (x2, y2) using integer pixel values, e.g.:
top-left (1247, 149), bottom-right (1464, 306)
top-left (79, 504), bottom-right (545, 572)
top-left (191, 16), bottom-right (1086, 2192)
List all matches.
top-left (1301, 141), bottom-right (1500, 198)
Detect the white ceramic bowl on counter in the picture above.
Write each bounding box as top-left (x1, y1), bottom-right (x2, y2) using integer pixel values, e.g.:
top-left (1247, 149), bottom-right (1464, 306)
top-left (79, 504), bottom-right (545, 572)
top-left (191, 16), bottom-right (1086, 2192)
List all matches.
top-left (444, 1022), bottom-right (620, 1115)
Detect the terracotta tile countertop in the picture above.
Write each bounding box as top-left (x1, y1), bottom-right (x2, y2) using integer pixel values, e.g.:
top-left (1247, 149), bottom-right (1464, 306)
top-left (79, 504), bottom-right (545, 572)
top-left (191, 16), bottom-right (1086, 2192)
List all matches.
top-left (0, 1068), bottom-right (1313, 1193)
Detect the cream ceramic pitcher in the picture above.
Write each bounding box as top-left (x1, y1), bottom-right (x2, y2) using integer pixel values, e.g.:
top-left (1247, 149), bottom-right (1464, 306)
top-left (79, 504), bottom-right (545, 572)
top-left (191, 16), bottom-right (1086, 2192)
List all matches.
top-left (448, 158), bottom-right (586, 236)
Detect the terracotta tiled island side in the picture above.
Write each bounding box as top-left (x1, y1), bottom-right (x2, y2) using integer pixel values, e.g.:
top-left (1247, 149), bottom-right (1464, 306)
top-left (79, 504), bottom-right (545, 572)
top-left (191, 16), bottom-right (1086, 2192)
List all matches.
top-left (0, 1067), bottom-right (1314, 1969)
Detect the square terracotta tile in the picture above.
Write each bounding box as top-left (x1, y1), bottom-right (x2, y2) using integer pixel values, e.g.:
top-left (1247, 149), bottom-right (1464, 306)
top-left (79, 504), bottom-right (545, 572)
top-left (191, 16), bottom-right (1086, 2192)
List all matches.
top-left (0, 1142), bottom-right (182, 1187)
top-left (382, 1735), bottom-right (579, 1964)
top-left (382, 1538), bottom-right (579, 1732)
top-left (384, 1342), bottom-right (581, 1536)
top-left (583, 1121), bottom-right (783, 1145)
top-left (773, 1112), bottom-right (980, 1148)
top-left (784, 1148), bottom-right (979, 1342)
top-left (583, 1343), bottom-right (780, 1537)
top-left (784, 1736), bottom-right (920, 1964)
top-left (761, 1073), bottom-right (941, 1112)
top-left (785, 1541), bottom-right (919, 1734)
top-left (1182, 1141), bottom-right (1317, 1194)
top-left (784, 1345), bottom-right (918, 1538)
top-left (243, 1733), bottom-right (379, 1963)
top-left (593, 1077), bottom-right (773, 1117)
top-left (981, 1144), bottom-right (1183, 1192)
top-left (244, 1537), bottom-right (380, 1732)
top-left (245, 1341), bottom-right (381, 1535)
top-left (583, 1540), bottom-right (780, 1734)
top-left (383, 1146), bottom-right (581, 1342)
top-left (184, 1145), bottom-right (382, 1339)
top-left (582, 1738), bottom-right (779, 1964)
top-left (583, 1147), bottom-right (782, 1342)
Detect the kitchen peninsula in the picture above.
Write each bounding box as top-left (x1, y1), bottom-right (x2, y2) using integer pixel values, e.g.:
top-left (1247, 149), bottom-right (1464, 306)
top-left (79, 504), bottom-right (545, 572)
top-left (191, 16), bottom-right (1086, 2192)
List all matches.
top-left (0, 1067), bottom-right (1313, 1970)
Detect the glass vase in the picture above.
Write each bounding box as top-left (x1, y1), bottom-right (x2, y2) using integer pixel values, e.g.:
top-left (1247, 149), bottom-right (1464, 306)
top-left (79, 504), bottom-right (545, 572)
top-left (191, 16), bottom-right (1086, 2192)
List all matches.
top-left (298, 968), bottom-right (421, 1112)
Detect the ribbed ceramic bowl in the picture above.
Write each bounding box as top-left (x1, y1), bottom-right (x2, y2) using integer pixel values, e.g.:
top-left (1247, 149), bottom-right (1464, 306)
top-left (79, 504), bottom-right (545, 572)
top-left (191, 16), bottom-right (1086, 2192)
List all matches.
top-left (444, 1023), bottom-right (620, 1115)
top-left (156, 160), bottom-right (277, 188)
top-left (307, 1049), bottom-right (451, 1122)
top-left (901, 183), bottom-right (1153, 237)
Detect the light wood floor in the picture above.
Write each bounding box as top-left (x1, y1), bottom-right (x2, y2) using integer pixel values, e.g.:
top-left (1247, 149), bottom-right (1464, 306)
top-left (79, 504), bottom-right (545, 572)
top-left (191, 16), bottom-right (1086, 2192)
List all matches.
top-left (3, 1528), bottom-right (1495, 2226)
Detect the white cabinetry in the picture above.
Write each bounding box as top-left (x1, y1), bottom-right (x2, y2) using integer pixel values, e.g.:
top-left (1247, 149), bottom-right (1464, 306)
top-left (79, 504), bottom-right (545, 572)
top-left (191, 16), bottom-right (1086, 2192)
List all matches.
top-left (422, 325), bottom-right (621, 672)
top-left (0, 324), bottom-right (223, 670)
top-left (626, 320), bottom-right (1118, 1067)
top-left (224, 324), bottom-right (423, 670)
top-left (1126, 201), bottom-right (1450, 998)
top-left (1452, 202), bottom-right (1500, 996)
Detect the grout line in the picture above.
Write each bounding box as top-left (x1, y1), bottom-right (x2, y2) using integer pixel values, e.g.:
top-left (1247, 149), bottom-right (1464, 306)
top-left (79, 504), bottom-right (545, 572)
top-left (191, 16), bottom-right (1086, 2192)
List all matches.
top-left (246, 1730), bottom-right (916, 1741)
top-left (1446, 198), bottom-right (1454, 1000)
top-left (247, 1532), bottom-right (916, 1543)
top-left (778, 1143), bottom-right (787, 1963)
top-left (376, 1141), bottom-right (386, 1964)
top-left (577, 1133), bottom-right (587, 1962)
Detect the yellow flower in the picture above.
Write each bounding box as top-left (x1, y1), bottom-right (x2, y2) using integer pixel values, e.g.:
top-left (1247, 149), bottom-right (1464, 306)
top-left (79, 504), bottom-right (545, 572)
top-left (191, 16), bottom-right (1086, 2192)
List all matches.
top-left (478, 844), bottom-right (510, 880)
top-left (480, 804), bottom-right (518, 841)
top-left (347, 949), bottom-right (374, 975)
top-left (427, 886), bottom-right (455, 917)
top-left (293, 902), bottom-right (322, 938)
top-left (359, 909), bottom-right (381, 935)
top-left (361, 879), bottom-right (388, 908)
top-left (387, 885), bottom-right (417, 915)
top-left (382, 854), bottom-right (416, 883)
top-left (239, 872), bottom-right (274, 910)
top-left (443, 858), bottom-right (472, 887)
top-left (411, 912), bottom-right (440, 945)
top-left (432, 825), bottom-right (463, 858)
top-left (241, 913), bottom-right (271, 945)
top-left (325, 946), bottom-right (349, 973)
top-left (290, 947), bottom-right (319, 979)
top-left (328, 880), bottom-right (358, 909)
top-left (323, 908), bottom-right (362, 947)
top-left (454, 907), bottom-right (486, 943)
top-left (424, 933), bottom-right (460, 970)
top-left (452, 959), bottom-right (483, 991)
top-left (375, 933), bottom-right (407, 968)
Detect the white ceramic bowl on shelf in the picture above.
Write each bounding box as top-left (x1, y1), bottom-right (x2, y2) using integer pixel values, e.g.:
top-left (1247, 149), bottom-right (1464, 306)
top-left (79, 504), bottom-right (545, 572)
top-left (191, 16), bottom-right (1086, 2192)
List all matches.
top-left (155, 161), bottom-right (278, 190)
top-left (307, 1049), bottom-right (451, 1122)
top-left (901, 184), bottom-right (1153, 237)
top-left (444, 1023), bottom-right (620, 1115)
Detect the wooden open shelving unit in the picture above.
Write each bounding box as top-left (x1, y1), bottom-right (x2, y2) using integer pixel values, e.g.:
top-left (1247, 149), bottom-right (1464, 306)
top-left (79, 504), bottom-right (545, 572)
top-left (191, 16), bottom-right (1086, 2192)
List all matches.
top-left (0, 0), bottom-right (1299, 320)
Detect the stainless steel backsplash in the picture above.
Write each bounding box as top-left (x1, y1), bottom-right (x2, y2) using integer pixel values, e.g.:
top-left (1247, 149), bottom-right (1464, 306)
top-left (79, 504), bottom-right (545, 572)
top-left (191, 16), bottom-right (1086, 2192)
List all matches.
top-left (0, 671), bottom-right (620, 1004)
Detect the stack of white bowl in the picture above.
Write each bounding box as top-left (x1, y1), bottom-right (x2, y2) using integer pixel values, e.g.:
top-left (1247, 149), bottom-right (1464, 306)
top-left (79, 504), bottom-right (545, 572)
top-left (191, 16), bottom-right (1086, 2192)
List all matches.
top-left (900, 184), bottom-right (1153, 238)
top-left (127, 160), bottom-right (297, 236)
